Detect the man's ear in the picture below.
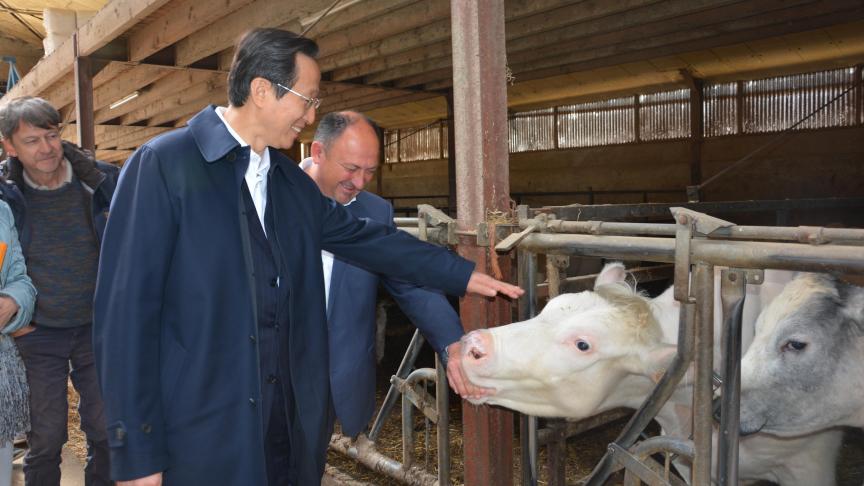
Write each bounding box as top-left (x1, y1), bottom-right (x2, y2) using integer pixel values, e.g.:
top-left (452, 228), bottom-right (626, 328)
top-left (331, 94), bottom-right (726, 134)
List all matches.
top-left (1, 138), bottom-right (17, 158)
top-left (248, 77), bottom-right (272, 109)
top-left (310, 140), bottom-right (325, 163)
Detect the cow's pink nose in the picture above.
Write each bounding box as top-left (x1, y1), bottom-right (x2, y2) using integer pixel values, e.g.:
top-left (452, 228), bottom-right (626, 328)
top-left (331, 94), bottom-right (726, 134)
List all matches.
top-left (461, 330), bottom-right (492, 362)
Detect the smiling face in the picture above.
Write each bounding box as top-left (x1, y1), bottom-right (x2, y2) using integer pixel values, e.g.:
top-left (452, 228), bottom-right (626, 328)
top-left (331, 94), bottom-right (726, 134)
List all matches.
top-left (262, 53), bottom-right (320, 150)
top-left (310, 121), bottom-right (379, 204)
top-left (739, 274), bottom-right (864, 436)
top-left (459, 266), bottom-right (671, 419)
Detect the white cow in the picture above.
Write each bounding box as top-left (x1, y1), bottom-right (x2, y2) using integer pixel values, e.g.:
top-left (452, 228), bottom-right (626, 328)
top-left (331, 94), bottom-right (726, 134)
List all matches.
top-left (459, 263), bottom-right (842, 485)
top-left (740, 273), bottom-right (864, 436)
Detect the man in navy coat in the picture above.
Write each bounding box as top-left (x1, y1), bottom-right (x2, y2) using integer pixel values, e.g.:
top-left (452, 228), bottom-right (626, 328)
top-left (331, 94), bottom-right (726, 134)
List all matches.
top-left (93, 29), bottom-right (521, 486)
top-left (301, 112), bottom-right (482, 439)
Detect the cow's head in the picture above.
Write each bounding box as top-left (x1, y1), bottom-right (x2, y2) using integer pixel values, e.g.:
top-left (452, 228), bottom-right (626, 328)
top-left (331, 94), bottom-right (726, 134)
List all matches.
top-left (740, 274), bottom-right (864, 436)
top-left (459, 263), bottom-right (676, 419)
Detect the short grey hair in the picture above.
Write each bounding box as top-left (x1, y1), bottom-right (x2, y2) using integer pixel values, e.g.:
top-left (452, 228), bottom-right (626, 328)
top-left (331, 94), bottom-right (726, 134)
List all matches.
top-left (0, 96), bottom-right (62, 140)
top-left (313, 111), bottom-right (381, 149)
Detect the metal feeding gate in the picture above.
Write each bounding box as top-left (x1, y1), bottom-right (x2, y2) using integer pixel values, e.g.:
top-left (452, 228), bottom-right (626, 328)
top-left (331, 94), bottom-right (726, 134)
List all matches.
top-left (331, 200), bottom-right (864, 486)
top-left (494, 202), bottom-right (864, 486)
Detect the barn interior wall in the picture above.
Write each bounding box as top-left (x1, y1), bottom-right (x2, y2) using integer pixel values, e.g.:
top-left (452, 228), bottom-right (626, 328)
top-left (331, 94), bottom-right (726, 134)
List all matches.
top-left (379, 126), bottom-right (864, 211)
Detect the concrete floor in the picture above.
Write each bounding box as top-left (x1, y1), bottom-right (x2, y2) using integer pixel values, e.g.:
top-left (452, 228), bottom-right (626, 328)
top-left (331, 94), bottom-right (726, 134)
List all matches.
top-left (11, 447), bottom-right (84, 486)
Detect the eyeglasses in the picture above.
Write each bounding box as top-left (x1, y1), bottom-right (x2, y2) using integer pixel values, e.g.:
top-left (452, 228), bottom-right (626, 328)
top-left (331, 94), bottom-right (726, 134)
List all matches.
top-left (275, 82), bottom-right (322, 112)
top-left (334, 158), bottom-right (377, 176)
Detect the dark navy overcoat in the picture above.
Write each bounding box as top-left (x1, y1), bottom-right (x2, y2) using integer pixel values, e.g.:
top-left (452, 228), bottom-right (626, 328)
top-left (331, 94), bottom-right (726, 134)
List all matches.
top-left (93, 106), bottom-right (473, 485)
top-left (328, 190), bottom-right (463, 437)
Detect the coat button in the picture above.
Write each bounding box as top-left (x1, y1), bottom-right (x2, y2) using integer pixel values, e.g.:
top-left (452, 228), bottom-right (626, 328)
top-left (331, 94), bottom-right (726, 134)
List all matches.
top-left (249, 335), bottom-right (256, 342)
top-left (227, 153), bottom-right (236, 162)
top-left (249, 398), bottom-right (256, 406)
top-left (270, 278), bottom-right (278, 287)
top-left (141, 423), bottom-right (152, 434)
top-left (267, 374), bottom-right (278, 384)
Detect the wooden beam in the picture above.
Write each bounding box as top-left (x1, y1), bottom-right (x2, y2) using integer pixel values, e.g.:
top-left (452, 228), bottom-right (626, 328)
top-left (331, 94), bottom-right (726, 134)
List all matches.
top-left (95, 149), bottom-right (134, 164)
top-left (329, 92), bottom-right (438, 115)
top-left (318, 18), bottom-right (451, 72)
top-left (43, 62), bottom-right (136, 113)
top-left (315, 0), bottom-right (449, 57)
top-left (301, 0), bottom-right (420, 39)
top-left (93, 69), bottom-right (220, 124)
top-left (1, 0), bottom-right (172, 105)
top-left (93, 64), bottom-right (176, 110)
top-left (74, 34), bottom-right (96, 152)
top-left (77, 0), bottom-right (175, 56)
top-left (128, 0), bottom-right (255, 62)
top-left (101, 126), bottom-right (172, 150)
top-left (173, 0), bottom-right (334, 67)
top-left (0, 41), bottom-right (75, 107)
top-left (121, 76), bottom-right (227, 125)
top-left (146, 89), bottom-right (227, 127)
top-left (508, 1), bottom-right (864, 85)
top-left (330, 41), bottom-right (450, 82)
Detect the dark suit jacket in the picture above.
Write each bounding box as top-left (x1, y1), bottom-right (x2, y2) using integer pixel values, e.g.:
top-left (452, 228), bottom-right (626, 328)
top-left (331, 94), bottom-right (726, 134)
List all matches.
top-left (93, 106), bottom-right (474, 485)
top-left (328, 191), bottom-right (463, 437)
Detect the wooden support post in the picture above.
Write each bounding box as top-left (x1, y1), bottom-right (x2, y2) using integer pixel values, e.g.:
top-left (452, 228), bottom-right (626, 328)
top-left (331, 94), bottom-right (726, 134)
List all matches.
top-left (451, 1), bottom-right (513, 485)
top-left (73, 33), bottom-right (95, 152)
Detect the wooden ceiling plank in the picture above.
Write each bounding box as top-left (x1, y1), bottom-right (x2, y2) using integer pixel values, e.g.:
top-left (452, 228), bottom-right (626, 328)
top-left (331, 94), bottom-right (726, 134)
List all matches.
top-left (121, 76), bottom-right (227, 125)
top-left (1, 41), bottom-right (74, 106)
top-left (77, 0), bottom-right (175, 56)
top-left (93, 69), bottom-right (220, 123)
top-left (330, 41), bottom-right (450, 82)
top-left (317, 18), bottom-right (451, 72)
top-left (510, 7), bottom-right (864, 87)
top-left (315, 0), bottom-right (448, 57)
top-left (92, 64), bottom-right (175, 110)
top-left (174, 0), bottom-right (334, 67)
top-left (0, 34), bottom-right (42, 57)
top-left (44, 62), bottom-right (137, 113)
top-left (108, 126), bottom-right (172, 150)
top-left (507, 0), bottom-right (862, 77)
top-left (146, 89), bottom-right (227, 127)
top-left (300, 0), bottom-right (420, 39)
top-left (128, 0), bottom-right (255, 62)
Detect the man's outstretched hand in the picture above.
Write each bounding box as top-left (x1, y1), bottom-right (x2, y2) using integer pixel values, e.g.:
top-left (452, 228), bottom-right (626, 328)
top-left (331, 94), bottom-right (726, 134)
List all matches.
top-left (445, 341), bottom-right (492, 400)
top-left (465, 271), bottom-right (524, 299)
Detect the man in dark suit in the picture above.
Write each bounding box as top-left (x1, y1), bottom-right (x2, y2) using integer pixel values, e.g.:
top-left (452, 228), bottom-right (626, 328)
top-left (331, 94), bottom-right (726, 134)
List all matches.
top-left (301, 112), bottom-right (482, 439)
top-left (94, 29), bottom-right (520, 486)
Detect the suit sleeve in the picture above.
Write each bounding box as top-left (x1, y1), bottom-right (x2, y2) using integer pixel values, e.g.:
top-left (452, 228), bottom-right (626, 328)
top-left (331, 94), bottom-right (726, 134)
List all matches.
top-left (377, 201), bottom-right (463, 356)
top-left (93, 146), bottom-right (177, 480)
top-left (320, 195), bottom-right (474, 298)
top-left (0, 202), bottom-right (35, 334)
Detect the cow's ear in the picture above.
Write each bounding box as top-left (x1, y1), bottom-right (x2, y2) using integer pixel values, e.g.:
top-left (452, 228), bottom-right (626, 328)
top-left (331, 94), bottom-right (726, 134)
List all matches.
top-left (595, 262), bottom-right (627, 289)
top-left (623, 344), bottom-right (678, 382)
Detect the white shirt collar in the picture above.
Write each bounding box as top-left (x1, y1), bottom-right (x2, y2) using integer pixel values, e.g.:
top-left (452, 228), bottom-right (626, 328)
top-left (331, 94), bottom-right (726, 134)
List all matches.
top-left (215, 106), bottom-right (271, 231)
top-left (23, 158), bottom-right (73, 190)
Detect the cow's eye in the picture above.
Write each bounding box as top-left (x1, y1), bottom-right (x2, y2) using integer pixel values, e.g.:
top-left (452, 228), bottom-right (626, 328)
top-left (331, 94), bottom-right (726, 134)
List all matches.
top-left (782, 340), bottom-right (807, 352)
top-left (575, 340), bottom-right (591, 352)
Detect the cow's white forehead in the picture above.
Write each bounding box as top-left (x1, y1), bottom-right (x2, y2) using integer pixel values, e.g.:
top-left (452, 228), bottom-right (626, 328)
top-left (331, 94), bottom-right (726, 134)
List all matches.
top-left (756, 273), bottom-right (835, 334)
top-left (540, 292), bottom-right (611, 320)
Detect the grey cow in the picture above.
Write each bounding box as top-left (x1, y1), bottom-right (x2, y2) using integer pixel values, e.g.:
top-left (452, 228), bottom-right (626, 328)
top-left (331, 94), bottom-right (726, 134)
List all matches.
top-left (740, 273), bottom-right (864, 437)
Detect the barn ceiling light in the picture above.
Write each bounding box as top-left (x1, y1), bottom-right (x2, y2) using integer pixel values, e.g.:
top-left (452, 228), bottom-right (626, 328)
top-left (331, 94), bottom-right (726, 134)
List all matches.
top-left (109, 91), bottom-right (140, 110)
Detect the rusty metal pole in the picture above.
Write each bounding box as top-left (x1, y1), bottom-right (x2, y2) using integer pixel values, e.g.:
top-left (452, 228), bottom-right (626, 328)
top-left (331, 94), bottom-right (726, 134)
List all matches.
top-left (450, 1), bottom-right (514, 485)
top-left (72, 33), bottom-right (95, 152)
top-left (446, 90), bottom-right (457, 217)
